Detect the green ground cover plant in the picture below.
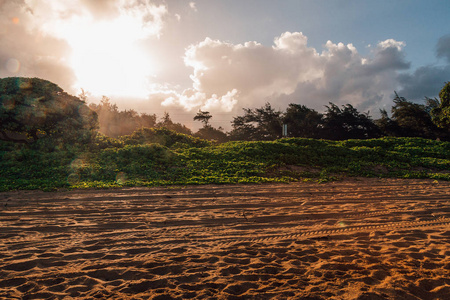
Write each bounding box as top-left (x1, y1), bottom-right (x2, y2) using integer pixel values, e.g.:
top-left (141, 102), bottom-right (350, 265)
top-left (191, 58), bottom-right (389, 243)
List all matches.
top-left (1, 133), bottom-right (449, 192)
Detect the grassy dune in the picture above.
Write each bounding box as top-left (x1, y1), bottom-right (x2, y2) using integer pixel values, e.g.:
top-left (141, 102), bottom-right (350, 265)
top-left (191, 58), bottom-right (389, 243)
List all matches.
top-left (1, 131), bottom-right (450, 191)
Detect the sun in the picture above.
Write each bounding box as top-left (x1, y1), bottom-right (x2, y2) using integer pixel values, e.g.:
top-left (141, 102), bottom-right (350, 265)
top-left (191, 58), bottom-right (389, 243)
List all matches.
top-left (61, 14), bottom-right (157, 98)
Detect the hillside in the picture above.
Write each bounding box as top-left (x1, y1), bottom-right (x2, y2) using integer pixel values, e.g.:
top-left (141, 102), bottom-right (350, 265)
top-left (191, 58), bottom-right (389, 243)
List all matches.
top-left (1, 132), bottom-right (450, 192)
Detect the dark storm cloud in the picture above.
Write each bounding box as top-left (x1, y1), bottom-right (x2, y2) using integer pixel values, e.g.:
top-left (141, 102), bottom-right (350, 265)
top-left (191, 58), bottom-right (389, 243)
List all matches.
top-left (397, 33), bottom-right (450, 101)
top-left (436, 34), bottom-right (450, 63)
top-left (397, 65), bottom-right (450, 101)
top-left (361, 43), bottom-right (410, 76)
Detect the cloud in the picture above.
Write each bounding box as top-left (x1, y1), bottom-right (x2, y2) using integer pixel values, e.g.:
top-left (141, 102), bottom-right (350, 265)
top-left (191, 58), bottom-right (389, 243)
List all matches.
top-left (0, 1), bottom-right (76, 92)
top-left (0, 0), bottom-right (169, 95)
top-left (181, 32), bottom-right (411, 115)
top-left (396, 34), bottom-right (450, 101)
top-left (122, 0), bottom-right (168, 38)
top-left (2, 0), bottom-right (448, 127)
top-left (36, 0), bottom-right (168, 40)
top-left (203, 89), bottom-right (239, 112)
top-left (79, 0), bottom-right (120, 19)
top-left (436, 34), bottom-right (450, 63)
top-left (160, 88), bottom-right (238, 113)
top-left (360, 39), bottom-right (410, 75)
top-left (184, 32), bottom-right (321, 102)
top-left (397, 65), bottom-right (450, 101)
top-left (189, 2), bottom-right (197, 12)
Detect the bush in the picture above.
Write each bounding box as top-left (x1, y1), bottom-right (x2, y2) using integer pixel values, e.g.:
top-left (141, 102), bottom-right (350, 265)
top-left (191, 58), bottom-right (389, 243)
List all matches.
top-left (120, 127), bottom-right (210, 148)
top-left (1, 136), bottom-right (450, 191)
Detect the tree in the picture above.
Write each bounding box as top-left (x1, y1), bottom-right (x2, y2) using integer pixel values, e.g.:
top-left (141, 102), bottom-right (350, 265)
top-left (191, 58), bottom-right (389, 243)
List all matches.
top-left (194, 126), bottom-right (228, 143)
top-left (140, 113), bottom-right (157, 129)
top-left (229, 103), bottom-right (282, 141)
top-left (321, 103), bottom-right (380, 140)
top-left (156, 112), bottom-right (193, 135)
top-left (430, 82), bottom-right (450, 129)
top-left (282, 104), bottom-right (323, 138)
top-left (0, 77), bottom-right (98, 144)
top-left (193, 110), bottom-right (228, 142)
top-left (193, 110), bottom-right (212, 126)
top-left (390, 92), bottom-right (438, 138)
top-left (374, 108), bottom-right (401, 137)
top-left (89, 96), bottom-right (157, 137)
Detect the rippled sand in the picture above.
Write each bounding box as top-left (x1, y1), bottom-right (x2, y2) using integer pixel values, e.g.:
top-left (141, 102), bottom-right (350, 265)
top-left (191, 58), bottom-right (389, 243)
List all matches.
top-left (1, 178), bottom-right (449, 299)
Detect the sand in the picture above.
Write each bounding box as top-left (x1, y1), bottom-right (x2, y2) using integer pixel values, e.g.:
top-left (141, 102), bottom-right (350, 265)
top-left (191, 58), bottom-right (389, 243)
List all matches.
top-left (0, 178), bottom-right (449, 299)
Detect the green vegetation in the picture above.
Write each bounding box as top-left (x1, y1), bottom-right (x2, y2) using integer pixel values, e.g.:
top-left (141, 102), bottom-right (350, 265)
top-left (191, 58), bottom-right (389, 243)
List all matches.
top-left (0, 77), bottom-right (97, 145)
top-left (1, 134), bottom-right (450, 192)
top-left (430, 81), bottom-right (450, 129)
top-left (2, 78), bottom-right (450, 191)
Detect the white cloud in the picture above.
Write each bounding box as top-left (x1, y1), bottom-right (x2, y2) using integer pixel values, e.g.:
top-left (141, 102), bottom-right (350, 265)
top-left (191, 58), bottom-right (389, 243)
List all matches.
top-left (274, 31), bottom-right (309, 52)
top-left (2, 0), bottom-right (448, 127)
top-left (378, 39), bottom-right (405, 51)
top-left (0, 0), bottom-right (169, 95)
top-left (203, 89), bottom-right (239, 112)
top-left (160, 88), bottom-right (238, 113)
top-left (189, 2), bottom-right (197, 12)
top-left (180, 32), bottom-right (411, 115)
top-left (34, 0), bottom-right (168, 41)
top-left (183, 33), bottom-right (322, 103)
top-left (161, 88), bottom-right (205, 111)
top-left (0, 1), bottom-right (76, 92)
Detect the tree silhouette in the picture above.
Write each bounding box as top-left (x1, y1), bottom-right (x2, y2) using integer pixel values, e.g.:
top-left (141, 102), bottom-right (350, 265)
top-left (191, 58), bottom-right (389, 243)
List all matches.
top-left (283, 104), bottom-right (323, 138)
top-left (390, 92), bottom-right (438, 138)
top-left (321, 103), bottom-right (380, 140)
top-left (229, 103), bottom-right (282, 141)
top-left (375, 109), bottom-right (401, 137)
top-left (193, 110), bottom-right (212, 126)
top-left (192, 110), bottom-right (228, 142)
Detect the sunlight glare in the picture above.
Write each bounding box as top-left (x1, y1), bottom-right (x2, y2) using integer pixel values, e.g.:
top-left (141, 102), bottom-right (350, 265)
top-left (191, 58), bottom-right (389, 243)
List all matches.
top-left (61, 14), bottom-right (156, 98)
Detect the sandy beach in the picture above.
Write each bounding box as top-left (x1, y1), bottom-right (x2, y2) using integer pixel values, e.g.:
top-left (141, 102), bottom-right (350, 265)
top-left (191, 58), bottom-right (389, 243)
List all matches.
top-left (0, 178), bottom-right (449, 299)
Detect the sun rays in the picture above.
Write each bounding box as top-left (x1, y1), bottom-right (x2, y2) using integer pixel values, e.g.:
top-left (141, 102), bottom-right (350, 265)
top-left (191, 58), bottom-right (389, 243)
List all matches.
top-left (64, 16), bottom-right (157, 98)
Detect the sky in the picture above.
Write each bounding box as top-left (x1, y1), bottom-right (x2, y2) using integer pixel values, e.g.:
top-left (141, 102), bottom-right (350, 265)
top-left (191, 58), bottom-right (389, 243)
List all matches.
top-left (1, 0), bottom-right (450, 130)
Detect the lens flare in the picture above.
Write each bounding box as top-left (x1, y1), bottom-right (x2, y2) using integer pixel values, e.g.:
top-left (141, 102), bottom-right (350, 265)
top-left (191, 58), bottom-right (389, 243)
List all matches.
top-left (116, 172), bottom-right (127, 184)
top-left (2, 98), bottom-right (15, 110)
top-left (70, 158), bottom-right (84, 170)
top-left (12, 17), bottom-right (19, 24)
top-left (67, 173), bottom-right (80, 185)
top-left (6, 58), bottom-right (20, 73)
top-left (19, 79), bottom-right (32, 90)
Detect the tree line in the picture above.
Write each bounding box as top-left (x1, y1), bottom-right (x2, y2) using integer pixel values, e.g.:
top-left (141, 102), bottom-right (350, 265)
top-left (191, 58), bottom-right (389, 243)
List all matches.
top-left (226, 91), bottom-right (450, 141)
top-left (200, 83), bottom-right (450, 142)
top-left (1, 77), bottom-right (449, 147)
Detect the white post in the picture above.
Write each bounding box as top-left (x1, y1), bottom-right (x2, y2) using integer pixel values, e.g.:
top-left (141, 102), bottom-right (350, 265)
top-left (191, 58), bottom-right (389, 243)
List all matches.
top-left (282, 124), bottom-right (288, 137)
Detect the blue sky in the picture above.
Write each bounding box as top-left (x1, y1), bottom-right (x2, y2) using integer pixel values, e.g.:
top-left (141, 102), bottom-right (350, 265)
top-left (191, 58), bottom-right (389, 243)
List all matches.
top-left (181, 0), bottom-right (449, 68)
top-left (1, 0), bottom-right (449, 128)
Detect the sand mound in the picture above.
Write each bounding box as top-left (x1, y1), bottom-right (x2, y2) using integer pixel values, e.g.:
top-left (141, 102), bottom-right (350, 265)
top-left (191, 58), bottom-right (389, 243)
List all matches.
top-left (1, 178), bottom-right (449, 299)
